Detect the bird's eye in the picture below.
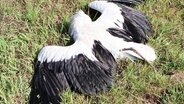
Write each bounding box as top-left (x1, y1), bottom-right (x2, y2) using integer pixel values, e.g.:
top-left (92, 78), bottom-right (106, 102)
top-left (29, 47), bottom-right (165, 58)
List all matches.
top-left (88, 8), bottom-right (101, 21)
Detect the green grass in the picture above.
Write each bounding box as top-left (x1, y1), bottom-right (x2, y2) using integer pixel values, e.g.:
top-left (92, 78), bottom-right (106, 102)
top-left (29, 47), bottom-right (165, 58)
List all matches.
top-left (0, 0), bottom-right (184, 104)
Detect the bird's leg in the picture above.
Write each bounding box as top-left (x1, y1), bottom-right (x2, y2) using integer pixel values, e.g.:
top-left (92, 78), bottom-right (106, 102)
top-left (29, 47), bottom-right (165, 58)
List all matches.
top-left (121, 48), bottom-right (157, 72)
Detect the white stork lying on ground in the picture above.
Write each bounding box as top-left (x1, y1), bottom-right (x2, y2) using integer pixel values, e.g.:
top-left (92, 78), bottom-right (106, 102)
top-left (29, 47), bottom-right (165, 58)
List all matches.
top-left (29, 0), bottom-right (156, 104)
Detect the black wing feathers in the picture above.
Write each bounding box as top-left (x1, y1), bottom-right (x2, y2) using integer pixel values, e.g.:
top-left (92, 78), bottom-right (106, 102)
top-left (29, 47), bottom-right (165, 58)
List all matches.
top-left (107, 4), bottom-right (151, 43)
top-left (66, 54), bottom-right (112, 95)
top-left (93, 40), bottom-right (116, 70)
top-left (108, 0), bottom-right (144, 6)
top-left (121, 5), bottom-right (151, 43)
top-left (29, 61), bottom-right (68, 104)
top-left (29, 41), bottom-right (116, 104)
top-left (107, 28), bottom-right (133, 42)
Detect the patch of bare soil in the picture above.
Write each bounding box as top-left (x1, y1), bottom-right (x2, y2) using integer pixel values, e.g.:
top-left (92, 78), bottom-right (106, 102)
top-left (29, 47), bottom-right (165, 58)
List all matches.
top-left (142, 93), bottom-right (161, 104)
top-left (166, 71), bottom-right (184, 84)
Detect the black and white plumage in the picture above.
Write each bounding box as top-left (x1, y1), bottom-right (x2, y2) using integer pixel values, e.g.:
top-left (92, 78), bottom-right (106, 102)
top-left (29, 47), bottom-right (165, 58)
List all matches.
top-left (86, 0), bottom-right (156, 61)
top-left (29, 39), bottom-right (116, 104)
top-left (29, 0), bottom-right (156, 104)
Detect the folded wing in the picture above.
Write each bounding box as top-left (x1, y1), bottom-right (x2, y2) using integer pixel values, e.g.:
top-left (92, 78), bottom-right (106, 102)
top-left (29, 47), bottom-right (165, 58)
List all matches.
top-left (89, 0), bottom-right (152, 43)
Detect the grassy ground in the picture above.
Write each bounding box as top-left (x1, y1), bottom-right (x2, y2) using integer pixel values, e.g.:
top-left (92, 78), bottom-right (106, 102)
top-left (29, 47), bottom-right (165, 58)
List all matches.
top-left (0, 0), bottom-right (184, 104)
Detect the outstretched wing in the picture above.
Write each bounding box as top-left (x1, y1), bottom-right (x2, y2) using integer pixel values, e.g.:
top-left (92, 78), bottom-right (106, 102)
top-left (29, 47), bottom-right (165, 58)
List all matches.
top-left (89, 0), bottom-right (151, 43)
top-left (29, 40), bottom-right (116, 104)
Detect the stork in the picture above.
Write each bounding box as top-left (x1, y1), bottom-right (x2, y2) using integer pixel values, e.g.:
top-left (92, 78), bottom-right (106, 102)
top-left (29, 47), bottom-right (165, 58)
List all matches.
top-left (29, 0), bottom-right (156, 104)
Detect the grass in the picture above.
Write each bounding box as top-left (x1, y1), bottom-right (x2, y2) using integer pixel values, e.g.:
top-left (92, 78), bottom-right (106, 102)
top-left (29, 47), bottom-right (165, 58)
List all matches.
top-left (0, 0), bottom-right (184, 104)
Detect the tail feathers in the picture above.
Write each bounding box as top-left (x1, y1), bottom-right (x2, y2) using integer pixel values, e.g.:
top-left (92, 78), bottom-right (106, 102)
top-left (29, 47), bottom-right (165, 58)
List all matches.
top-left (121, 43), bottom-right (156, 62)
